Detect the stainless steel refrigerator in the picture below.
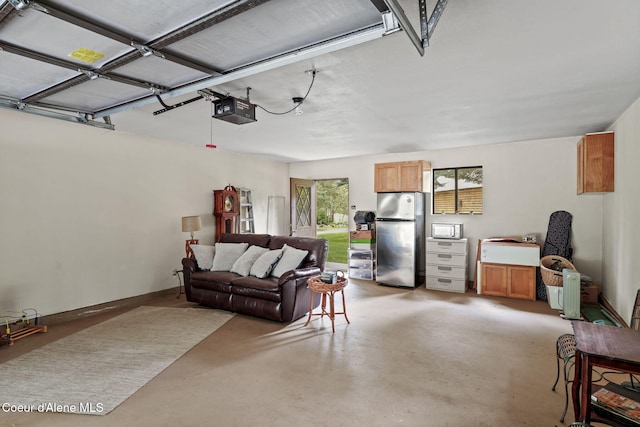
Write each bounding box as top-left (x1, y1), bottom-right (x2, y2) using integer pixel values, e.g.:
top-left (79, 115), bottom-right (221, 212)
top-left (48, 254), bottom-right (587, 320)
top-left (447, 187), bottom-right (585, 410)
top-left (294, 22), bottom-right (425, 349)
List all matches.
top-left (375, 192), bottom-right (427, 288)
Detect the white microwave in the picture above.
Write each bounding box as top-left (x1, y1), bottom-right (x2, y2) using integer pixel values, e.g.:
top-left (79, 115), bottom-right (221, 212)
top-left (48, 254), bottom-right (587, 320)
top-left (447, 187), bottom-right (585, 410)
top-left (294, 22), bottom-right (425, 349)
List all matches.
top-left (431, 223), bottom-right (463, 239)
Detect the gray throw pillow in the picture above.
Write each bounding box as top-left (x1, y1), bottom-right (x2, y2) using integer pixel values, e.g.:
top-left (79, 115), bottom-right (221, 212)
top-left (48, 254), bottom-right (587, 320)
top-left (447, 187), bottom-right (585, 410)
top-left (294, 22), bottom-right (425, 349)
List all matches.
top-left (250, 249), bottom-right (284, 278)
top-left (190, 244), bottom-right (215, 270)
top-left (270, 244), bottom-right (309, 278)
top-left (230, 245), bottom-right (269, 277)
top-left (211, 242), bottom-right (249, 271)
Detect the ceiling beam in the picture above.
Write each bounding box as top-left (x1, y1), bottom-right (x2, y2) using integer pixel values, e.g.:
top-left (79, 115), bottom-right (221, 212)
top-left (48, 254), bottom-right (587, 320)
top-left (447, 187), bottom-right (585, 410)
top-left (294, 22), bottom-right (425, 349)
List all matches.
top-left (0, 97), bottom-right (114, 130)
top-left (382, 0), bottom-right (424, 56)
top-left (31, 0), bottom-right (273, 76)
top-left (427, 0), bottom-right (448, 41)
top-left (10, 0), bottom-right (274, 109)
top-left (378, 0), bottom-right (448, 53)
top-left (95, 23), bottom-right (387, 118)
top-left (0, 41), bottom-right (170, 103)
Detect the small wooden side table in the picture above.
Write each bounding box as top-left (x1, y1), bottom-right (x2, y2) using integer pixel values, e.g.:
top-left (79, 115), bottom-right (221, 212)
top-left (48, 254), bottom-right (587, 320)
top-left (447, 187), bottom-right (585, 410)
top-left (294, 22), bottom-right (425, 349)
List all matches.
top-left (305, 275), bottom-right (350, 333)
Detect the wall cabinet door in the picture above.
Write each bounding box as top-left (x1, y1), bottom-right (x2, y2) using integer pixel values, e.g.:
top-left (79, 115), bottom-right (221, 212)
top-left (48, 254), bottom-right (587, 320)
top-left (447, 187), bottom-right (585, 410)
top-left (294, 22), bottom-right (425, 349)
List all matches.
top-left (481, 263), bottom-right (508, 297)
top-left (506, 265), bottom-right (536, 300)
top-left (374, 161), bottom-right (430, 192)
top-left (577, 132), bottom-right (614, 194)
top-left (374, 163), bottom-right (401, 192)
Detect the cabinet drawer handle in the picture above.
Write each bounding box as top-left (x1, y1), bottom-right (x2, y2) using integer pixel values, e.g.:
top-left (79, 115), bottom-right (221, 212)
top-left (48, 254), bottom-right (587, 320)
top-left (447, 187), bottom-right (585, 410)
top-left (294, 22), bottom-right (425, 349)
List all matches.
top-left (437, 266), bottom-right (452, 272)
top-left (437, 278), bottom-right (452, 284)
top-left (437, 254), bottom-right (453, 259)
top-left (437, 242), bottom-right (453, 247)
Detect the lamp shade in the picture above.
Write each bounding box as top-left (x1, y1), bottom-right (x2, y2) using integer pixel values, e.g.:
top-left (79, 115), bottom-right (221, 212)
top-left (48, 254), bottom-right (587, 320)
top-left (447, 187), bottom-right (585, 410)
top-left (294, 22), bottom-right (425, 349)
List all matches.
top-left (181, 216), bottom-right (202, 233)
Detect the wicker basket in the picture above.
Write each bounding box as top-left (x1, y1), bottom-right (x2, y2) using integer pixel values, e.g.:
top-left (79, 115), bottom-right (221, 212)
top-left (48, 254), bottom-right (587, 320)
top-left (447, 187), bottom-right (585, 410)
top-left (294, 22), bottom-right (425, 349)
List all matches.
top-left (540, 255), bottom-right (576, 287)
top-left (308, 273), bottom-right (347, 292)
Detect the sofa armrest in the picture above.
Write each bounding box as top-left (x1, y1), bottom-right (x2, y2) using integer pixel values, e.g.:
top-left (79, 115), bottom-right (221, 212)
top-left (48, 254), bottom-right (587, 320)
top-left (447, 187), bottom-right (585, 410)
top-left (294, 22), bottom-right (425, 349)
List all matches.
top-left (182, 257), bottom-right (198, 272)
top-left (278, 266), bottom-right (322, 285)
top-left (181, 258), bottom-right (198, 302)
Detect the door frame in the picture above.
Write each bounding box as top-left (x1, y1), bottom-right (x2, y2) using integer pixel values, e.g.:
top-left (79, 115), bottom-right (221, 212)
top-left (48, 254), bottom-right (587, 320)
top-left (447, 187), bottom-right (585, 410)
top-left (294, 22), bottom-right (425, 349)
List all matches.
top-left (290, 178), bottom-right (316, 237)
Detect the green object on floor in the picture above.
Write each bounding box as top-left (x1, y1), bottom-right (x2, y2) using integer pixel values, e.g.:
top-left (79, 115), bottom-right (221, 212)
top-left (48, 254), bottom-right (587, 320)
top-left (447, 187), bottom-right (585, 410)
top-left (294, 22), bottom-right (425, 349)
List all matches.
top-left (581, 304), bottom-right (617, 326)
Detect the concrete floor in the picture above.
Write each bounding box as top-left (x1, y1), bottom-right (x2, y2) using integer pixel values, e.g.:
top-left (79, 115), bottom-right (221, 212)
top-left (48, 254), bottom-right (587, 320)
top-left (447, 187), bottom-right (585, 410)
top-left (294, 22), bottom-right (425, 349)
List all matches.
top-left (0, 280), bottom-right (598, 426)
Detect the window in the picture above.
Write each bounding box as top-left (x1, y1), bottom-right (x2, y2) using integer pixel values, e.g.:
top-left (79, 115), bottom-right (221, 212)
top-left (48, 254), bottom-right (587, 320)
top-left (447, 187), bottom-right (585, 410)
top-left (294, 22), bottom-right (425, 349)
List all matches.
top-left (433, 166), bottom-right (483, 214)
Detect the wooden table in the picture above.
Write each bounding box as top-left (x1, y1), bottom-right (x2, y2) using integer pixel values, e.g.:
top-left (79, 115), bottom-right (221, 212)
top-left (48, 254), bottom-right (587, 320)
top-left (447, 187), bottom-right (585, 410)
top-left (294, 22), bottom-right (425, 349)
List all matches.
top-left (571, 321), bottom-right (640, 424)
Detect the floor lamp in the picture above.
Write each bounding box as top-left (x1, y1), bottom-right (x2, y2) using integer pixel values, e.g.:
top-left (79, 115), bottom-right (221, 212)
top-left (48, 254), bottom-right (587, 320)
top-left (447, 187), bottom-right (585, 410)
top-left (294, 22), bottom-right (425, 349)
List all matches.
top-left (181, 215), bottom-right (201, 258)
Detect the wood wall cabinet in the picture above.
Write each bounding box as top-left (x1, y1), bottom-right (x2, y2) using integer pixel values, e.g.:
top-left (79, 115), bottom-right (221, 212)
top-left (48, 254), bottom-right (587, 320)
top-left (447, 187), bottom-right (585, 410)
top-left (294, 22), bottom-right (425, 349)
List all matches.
top-left (577, 131), bottom-right (614, 194)
top-left (481, 263), bottom-right (536, 300)
top-left (374, 160), bottom-right (431, 192)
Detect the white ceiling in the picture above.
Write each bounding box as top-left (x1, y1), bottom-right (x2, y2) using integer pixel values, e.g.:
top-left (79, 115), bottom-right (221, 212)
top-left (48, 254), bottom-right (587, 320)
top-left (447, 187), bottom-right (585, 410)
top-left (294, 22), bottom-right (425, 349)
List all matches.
top-left (2, 1), bottom-right (640, 162)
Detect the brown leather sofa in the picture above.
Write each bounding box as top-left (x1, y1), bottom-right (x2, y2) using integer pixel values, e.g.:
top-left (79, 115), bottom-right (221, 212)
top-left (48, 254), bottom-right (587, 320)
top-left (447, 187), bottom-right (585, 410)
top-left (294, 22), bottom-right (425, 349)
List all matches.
top-left (182, 233), bottom-right (329, 322)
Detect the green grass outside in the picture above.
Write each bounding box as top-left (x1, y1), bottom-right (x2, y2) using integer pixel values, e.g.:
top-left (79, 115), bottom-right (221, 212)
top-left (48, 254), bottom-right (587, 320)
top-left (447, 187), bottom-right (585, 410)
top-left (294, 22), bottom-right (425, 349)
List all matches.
top-left (318, 231), bottom-right (349, 264)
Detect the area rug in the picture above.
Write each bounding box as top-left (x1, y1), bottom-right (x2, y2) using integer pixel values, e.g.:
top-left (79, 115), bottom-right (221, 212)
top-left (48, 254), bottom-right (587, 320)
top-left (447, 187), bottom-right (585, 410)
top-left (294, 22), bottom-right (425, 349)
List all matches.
top-left (0, 306), bottom-right (233, 415)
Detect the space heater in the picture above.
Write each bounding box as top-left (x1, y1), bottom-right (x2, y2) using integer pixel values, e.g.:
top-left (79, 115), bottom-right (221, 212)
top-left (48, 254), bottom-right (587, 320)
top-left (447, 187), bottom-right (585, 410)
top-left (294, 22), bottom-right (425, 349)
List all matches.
top-left (561, 269), bottom-right (582, 320)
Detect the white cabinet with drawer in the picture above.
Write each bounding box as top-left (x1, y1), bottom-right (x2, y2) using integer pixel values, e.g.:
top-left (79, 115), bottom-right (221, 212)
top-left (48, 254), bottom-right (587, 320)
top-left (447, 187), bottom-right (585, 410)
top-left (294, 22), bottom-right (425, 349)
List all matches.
top-left (426, 238), bottom-right (468, 293)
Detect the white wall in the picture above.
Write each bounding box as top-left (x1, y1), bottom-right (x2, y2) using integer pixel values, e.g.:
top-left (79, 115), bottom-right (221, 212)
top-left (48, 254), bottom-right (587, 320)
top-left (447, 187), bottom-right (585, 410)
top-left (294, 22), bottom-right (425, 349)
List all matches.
top-left (290, 137), bottom-right (605, 284)
top-left (603, 96), bottom-right (640, 324)
top-left (4, 97), bottom-right (637, 322)
top-left (0, 109), bottom-right (289, 316)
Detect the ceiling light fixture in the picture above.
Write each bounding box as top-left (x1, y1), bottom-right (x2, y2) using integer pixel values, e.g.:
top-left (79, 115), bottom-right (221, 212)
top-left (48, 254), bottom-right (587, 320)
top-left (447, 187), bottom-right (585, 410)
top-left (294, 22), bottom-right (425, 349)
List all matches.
top-left (292, 97), bottom-right (304, 116)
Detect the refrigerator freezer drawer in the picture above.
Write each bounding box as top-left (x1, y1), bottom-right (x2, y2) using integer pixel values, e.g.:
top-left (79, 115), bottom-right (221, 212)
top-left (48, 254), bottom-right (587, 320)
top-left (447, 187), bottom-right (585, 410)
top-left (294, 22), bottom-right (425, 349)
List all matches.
top-left (426, 276), bottom-right (466, 293)
top-left (376, 192), bottom-right (418, 220)
top-left (426, 238), bottom-right (468, 255)
top-left (426, 265), bottom-right (466, 279)
top-left (426, 253), bottom-right (467, 267)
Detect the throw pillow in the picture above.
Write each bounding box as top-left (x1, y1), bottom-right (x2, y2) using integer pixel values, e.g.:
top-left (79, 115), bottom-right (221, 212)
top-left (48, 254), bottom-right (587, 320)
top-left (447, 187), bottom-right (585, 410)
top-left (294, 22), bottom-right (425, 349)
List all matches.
top-left (230, 245), bottom-right (269, 277)
top-left (270, 244), bottom-right (309, 278)
top-left (211, 242), bottom-right (249, 271)
top-left (250, 249), bottom-right (284, 279)
top-left (190, 244), bottom-right (215, 270)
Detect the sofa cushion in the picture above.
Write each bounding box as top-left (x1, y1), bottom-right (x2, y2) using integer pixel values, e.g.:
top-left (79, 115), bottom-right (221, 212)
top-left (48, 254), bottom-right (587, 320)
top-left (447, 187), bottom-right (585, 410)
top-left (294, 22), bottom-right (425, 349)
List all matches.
top-left (190, 244), bottom-right (215, 270)
top-left (230, 245), bottom-right (269, 276)
top-left (250, 249), bottom-right (284, 278)
top-left (271, 244), bottom-right (309, 278)
top-left (231, 276), bottom-right (281, 302)
top-left (211, 242), bottom-right (249, 271)
top-left (190, 271), bottom-right (238, 293)
top-left (269, 235), bottom-right (327, 269)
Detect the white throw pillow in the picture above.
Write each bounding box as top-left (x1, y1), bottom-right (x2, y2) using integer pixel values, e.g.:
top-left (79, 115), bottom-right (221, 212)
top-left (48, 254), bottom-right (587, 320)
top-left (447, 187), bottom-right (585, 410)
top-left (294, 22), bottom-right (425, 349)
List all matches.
top-left (270, 244), bottom-right (309, 278)
top-left (230, 245), bottom-right (269, 277)
top-left (190, 244), bottom-right (215, 270)
top-left (250, 249), bottom-right (284, 279)
top-left (211, 242), bottom-right (249, 271)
